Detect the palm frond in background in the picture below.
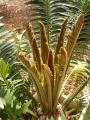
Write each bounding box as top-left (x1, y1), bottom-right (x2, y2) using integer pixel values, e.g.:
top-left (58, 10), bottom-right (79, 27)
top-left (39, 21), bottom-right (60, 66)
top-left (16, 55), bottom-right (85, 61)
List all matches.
top-left (26, 0), bottom-right (76, 48)
top-left (0, 17), bottom-right (12, 41)
top-left (0, 31), bottom-right (30, 79)
top-left (0, 58), bottom-right (37, 104)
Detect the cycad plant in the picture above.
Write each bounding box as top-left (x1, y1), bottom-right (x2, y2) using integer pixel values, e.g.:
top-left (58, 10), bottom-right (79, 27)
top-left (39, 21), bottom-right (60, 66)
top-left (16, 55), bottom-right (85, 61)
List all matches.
top-left (18, 14), bottom-right (89, 119)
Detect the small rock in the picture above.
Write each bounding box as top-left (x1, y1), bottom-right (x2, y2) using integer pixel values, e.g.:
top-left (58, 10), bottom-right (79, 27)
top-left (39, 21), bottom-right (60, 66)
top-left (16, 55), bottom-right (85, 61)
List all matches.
top-left (37, 107), bottom-right (43, 115)
top-left (56, 103), bottom-right (62, 112)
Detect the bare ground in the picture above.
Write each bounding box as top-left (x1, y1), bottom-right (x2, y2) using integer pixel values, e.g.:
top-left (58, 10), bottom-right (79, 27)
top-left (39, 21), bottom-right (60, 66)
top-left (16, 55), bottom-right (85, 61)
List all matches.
top-left (0, 0), bottom-right (29, 33)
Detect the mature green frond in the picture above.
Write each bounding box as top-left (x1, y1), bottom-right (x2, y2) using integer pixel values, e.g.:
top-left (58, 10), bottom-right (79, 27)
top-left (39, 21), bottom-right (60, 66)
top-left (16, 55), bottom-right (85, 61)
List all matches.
top-left (26, 0), bottom-right (73, 48)
top-left (0, 59), bottom-right (36, 105)
top-left (0, 22), bottom-right (11, 41)
top-left (0, 31), bottom-right (30, 79)
top-left (68, 0), bottom-right (90, 14)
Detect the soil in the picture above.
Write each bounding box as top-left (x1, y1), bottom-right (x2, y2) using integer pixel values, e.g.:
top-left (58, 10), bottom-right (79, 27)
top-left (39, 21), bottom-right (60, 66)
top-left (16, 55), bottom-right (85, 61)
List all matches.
top-left (0, 0), bottom-right (29, 33)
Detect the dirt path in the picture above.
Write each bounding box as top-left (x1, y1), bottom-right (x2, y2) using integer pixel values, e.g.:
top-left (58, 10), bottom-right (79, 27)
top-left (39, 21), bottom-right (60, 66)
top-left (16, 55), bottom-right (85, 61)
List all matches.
top-left (0, 0), bottom-right (29, 33)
